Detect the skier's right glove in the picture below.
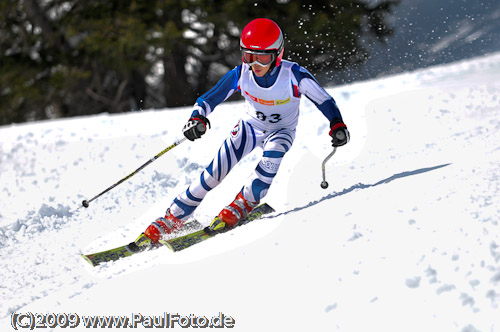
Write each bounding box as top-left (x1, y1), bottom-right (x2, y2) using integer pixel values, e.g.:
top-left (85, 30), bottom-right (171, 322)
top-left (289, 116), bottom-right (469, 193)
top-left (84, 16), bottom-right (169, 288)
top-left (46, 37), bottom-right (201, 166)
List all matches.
top-left (183, 114), bottom-right (211, 141)
top-left (329, 119), bottom-right (350, 147)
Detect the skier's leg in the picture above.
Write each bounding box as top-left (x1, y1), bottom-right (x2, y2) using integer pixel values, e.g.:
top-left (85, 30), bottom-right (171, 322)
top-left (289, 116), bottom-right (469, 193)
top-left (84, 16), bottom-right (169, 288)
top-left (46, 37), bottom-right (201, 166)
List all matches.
top-left (242, 128), bottom-right (295, 202)
top-left (215, 128), bottom-right (295, 228)
top-left (169, 120), bottom-right (259, 220)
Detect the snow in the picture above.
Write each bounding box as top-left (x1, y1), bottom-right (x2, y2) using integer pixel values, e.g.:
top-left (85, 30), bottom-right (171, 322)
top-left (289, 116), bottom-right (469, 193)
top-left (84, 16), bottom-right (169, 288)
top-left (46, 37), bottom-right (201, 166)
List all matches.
top-left (1, 52), bottom-right (500, 331)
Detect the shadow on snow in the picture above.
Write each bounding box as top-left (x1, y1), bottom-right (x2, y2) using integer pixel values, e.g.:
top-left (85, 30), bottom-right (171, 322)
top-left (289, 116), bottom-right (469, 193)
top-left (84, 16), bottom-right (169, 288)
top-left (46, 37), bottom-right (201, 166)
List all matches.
top-left (272, 163), bottom-right (452, 218)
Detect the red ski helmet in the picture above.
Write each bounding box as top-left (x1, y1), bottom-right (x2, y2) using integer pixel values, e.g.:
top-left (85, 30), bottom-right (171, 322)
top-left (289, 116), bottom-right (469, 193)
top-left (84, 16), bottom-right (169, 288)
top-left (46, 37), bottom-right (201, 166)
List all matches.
top-left (240, 18), bottom-right (284, 67)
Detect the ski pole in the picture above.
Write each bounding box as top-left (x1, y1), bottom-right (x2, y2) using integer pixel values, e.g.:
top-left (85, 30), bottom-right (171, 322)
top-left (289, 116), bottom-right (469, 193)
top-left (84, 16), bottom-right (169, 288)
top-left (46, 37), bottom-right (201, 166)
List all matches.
top-left (82, 137), bottom-right (187, 208)
top-left (320, 147), bottom-right (337, 189)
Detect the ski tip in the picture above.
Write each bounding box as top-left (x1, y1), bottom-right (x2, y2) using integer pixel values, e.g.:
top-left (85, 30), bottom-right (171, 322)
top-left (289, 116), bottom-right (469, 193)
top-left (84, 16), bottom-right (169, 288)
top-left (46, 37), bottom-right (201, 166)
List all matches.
top-left (81, 254), bottom-right (98, 267)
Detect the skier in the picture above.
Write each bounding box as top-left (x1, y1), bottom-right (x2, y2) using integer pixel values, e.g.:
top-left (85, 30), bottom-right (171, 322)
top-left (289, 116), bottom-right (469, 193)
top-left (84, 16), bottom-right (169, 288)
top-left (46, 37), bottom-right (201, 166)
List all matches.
top-left (143, 18), bottom-right (349, 243)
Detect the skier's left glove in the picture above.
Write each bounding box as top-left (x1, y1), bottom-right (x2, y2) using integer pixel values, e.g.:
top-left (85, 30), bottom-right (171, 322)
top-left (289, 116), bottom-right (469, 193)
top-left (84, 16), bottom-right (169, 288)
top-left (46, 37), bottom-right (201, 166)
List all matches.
top-left (183, 114), bottom-right (211, 141)
top-left (329, 119), bottom-right (350, 147)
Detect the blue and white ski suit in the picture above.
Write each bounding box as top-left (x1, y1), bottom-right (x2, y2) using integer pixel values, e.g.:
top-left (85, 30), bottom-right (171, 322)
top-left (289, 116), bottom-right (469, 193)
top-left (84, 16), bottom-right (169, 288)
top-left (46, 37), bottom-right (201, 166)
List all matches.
top-left (169, 60), bottom-right (344, 220)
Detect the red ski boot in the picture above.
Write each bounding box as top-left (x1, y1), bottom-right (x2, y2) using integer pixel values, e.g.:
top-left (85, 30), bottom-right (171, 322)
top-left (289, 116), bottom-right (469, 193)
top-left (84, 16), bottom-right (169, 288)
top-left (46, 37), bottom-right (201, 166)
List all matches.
top-left (144, 209), bottom-right (184, 243)
top-left (216, 192), bottom-right (259, 229)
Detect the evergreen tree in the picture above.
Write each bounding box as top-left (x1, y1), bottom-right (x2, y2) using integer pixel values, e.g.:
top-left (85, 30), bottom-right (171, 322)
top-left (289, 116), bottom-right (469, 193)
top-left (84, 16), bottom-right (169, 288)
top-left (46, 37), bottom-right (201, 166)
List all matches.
top-left (0, 0), bottom-right (399, 125)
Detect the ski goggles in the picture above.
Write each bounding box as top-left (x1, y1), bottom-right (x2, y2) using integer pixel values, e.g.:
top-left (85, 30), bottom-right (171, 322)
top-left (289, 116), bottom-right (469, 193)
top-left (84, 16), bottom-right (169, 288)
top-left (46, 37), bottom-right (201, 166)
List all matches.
top-left (241, 49), bottom-right (276, 67)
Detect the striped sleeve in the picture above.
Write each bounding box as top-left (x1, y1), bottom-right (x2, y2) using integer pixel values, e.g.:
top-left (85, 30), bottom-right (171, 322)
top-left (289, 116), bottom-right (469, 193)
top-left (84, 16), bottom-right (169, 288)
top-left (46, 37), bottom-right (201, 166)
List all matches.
top-left (190, 65), bottom-right (242, 118)
top-left (291, 64), bottom-right (343, 122)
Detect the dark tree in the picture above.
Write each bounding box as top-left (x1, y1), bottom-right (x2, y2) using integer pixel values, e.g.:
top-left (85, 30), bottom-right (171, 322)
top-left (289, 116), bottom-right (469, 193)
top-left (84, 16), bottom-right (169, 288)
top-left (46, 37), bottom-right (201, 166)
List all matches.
top-left (0, 0), bottom-right (399, 125)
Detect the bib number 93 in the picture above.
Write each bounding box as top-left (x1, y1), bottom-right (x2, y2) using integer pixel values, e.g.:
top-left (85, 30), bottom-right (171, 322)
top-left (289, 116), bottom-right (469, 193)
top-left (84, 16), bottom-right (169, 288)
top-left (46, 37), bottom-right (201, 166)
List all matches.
top-left (256, 111), bottom-right (282, 124)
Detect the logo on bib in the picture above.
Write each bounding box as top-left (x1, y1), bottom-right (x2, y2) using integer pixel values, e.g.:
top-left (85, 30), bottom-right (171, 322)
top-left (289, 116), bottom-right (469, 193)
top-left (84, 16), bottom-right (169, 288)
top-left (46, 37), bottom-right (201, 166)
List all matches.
top-left (244, 91), bottom-right (290, 106)
top-left (276, 97), bottom-right (290, 105)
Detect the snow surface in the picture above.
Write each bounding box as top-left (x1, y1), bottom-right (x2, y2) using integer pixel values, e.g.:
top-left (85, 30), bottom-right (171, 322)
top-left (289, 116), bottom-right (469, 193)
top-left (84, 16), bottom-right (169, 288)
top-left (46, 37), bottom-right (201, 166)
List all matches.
top-left (1, 52), bottom-right (500, 331)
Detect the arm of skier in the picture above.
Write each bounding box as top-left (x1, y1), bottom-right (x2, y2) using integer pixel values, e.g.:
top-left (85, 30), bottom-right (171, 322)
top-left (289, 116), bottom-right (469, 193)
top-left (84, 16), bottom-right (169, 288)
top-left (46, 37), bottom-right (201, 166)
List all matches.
top-left (183, 65), bottom-right (242, 141)
top-left (292, 64), bottom-right (350, 147)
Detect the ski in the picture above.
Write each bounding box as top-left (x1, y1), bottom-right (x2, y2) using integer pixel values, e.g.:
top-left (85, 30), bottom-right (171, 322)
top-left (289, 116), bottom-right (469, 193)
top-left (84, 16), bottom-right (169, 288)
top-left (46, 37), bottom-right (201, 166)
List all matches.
top-left (81, 234), bottom-right (157, 267)
top-left (81, 203), bottom-right (274, 266)
top-left (81, 243), bottom-right (139, 267)
top-left (160, 203), bottom-right (275, 252)
top-left (81, 221), bottom-right (203, 267)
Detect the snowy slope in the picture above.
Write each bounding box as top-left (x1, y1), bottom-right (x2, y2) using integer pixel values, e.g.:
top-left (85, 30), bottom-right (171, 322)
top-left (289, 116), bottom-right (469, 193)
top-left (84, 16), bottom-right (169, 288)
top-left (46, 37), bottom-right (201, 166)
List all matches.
top-left (1, 52), bottom-right (500, 331)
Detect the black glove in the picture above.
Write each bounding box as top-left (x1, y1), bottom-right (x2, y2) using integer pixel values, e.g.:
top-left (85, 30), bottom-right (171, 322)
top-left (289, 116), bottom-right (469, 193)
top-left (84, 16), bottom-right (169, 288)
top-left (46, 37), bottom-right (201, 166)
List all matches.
top-left (183, 114), bottom-right (211, 141)
top-left (329, 119), bottom-right (350, 147)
